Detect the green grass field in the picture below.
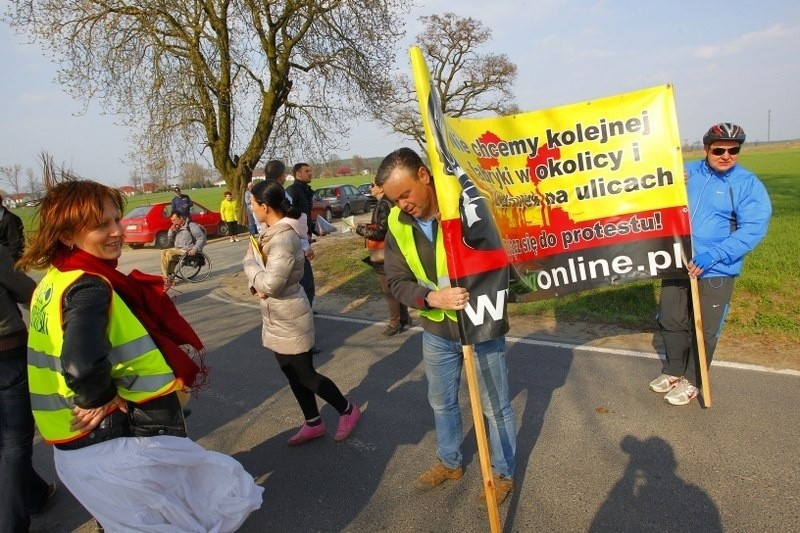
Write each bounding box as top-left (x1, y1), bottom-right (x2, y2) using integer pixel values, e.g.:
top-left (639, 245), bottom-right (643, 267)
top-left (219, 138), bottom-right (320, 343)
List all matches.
top-left (12, 148), bottom-right (799, 340)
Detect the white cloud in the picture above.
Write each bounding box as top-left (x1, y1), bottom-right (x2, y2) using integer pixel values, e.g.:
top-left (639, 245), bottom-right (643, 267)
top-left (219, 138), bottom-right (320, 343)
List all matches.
top-left (694, 23), bottom-right (800, 59)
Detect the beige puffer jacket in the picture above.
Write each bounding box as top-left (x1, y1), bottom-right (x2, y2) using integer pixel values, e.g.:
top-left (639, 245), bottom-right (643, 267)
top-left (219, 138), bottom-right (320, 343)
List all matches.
top-left (243, 221), bottom-right (314, 355)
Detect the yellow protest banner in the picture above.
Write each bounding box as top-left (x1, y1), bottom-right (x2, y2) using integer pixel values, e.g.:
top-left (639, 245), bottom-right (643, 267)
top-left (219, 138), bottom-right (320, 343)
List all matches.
top-left (411, 47), bottom-right (690, 302)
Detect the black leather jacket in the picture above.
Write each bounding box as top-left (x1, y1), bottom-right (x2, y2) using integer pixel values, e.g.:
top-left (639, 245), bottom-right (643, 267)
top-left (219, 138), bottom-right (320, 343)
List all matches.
top-left (286, 180), bottom-right (315, 237)
top-left (56, 274), bottom-right (186, 450)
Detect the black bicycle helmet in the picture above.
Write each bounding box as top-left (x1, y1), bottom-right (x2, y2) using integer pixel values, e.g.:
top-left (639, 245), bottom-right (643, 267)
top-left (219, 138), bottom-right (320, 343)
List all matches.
top-left (703, 122), bottom-right (746, 145)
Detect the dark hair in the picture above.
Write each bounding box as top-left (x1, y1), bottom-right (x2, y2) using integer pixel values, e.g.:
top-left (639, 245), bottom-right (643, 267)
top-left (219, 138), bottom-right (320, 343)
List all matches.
top-left (375, 147), bottom-right (429, 187)
top-left (170, 209), bottom-right (186, 219)
top-left (251, 180), bottom-right (300, 219)
top-left (265, 160), bottom-right (286, 181)
top-left (292, 162), bottom-right (309, 175)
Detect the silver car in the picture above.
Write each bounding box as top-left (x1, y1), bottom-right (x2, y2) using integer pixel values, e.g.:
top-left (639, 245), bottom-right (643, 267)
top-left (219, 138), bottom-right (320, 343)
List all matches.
top-left (314, 184), bottom-right (370, 218)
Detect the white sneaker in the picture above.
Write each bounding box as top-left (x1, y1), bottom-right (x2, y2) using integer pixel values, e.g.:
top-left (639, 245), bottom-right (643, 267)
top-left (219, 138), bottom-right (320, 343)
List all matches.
top-left (664, 378), bottom-right (699, 406)
top-left (649, 373), bottom-right (680, 393)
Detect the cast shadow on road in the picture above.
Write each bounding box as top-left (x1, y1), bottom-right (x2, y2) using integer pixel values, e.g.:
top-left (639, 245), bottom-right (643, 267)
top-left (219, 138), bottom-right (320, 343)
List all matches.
top-left (500, 338), bottom-right (574, 532)
top-left (589, 436), bottom-right (721, 532)
top-left (232, 333), bottom-right (430, 531)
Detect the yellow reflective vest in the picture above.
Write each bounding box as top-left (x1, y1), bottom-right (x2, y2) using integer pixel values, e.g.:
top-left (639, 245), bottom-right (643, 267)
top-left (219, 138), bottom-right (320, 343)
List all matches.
top-left (27, 268), bottom-right (180, 444)
top-left (387, 208), bottom-right (457, 323)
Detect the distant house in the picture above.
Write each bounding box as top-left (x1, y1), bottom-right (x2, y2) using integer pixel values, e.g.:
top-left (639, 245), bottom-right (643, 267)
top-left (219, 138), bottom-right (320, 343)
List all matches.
top-left (118, 185), bottom-right (136, 196)
top-left (141, 182), bottom-right (158, 194)
top-left (4, 193), bottom-right (31, 208)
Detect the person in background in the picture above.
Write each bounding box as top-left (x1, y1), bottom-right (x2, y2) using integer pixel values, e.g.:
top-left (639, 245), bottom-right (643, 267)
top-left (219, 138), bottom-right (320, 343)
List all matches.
top-left (244, 182), bottom-right (258, 236)
top-left (651, 123), bottom-right (772, 406)
top-left (160, 210), bottom-right (207, 290)
top-left (376, 147), bottom-right (516, 508)
top-left (0, 194), bottom-right (25, 261)
top-left (18, 179), bottom-right (262, 532)
top-left (356, 180), bottom-right (411, 336)
top-left (0, 244), bottom-right (56, 532)
top-left (285, 163), bottom-right (317, 308)
top-left (170, 186), bottom-right (193, 219)
top-left (244, 180), bottom-right (360, 445)
top-left (220, 190), bottom-right (240, 243)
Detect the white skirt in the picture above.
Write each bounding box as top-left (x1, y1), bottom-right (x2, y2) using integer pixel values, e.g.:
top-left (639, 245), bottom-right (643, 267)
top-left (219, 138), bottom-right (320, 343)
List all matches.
top-left (54, 436), bottom-right (264, 533)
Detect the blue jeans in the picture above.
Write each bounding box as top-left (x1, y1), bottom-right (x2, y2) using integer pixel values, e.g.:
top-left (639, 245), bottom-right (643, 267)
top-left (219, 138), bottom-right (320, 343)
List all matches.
top-left (0, 347), bottom-right (49, 532)
top-left (421, 332), bottom-right (516, 478)
top-left (246, 210), bottom-right (258, 236)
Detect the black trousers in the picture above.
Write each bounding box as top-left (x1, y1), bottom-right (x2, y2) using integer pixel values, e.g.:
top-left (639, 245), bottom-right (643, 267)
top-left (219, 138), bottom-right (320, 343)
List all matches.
top-left (274, 350), bottom-right (348, 421)
top-left (657, 277), bottom-right (735, 386)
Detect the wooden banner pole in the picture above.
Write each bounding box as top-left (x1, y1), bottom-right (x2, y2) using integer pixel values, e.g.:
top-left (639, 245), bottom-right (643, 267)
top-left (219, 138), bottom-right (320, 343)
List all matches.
top-left (463, 344), bottom-right (502, 532)
top-left (689, 277), bottom-right (711, 407)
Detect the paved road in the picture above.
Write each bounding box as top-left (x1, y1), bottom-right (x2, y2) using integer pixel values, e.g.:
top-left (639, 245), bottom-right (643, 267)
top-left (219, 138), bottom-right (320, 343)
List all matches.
top-left (30, 236), bottom-right (800, 532)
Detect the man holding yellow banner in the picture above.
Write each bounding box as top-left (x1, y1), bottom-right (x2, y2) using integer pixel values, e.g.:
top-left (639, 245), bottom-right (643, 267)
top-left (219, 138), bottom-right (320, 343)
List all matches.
top-left (652, 123), bottom-right (771, 406)
top-left (377, 147), bottom-right (517, 508)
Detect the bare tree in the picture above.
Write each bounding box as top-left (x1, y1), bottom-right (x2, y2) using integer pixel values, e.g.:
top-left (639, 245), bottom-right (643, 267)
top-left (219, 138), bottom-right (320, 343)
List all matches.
top-left (145, 156), bottom-right (170, 191)
top-left (377, 12), bottom-right (518, 150)
top-left (5, 0), bottom-right (412, 202)
top-left (352, 155), bottom-right (364, 175)
top-left (0, 164), bottom-right (24, 195)
top-left (178, 162), bottom-right (213, 190)
top-left (129, 169), bottom-right (144, 192)
top-left (24, 167), bottom-right (43, 199)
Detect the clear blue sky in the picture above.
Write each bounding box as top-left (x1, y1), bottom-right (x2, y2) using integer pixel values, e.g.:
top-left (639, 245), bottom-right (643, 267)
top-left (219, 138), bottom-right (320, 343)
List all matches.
top-left (1, 0), bottom-right (798, 186)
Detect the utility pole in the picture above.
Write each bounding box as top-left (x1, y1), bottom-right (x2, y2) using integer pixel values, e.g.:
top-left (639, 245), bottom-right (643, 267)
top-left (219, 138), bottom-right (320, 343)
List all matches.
top-left (767, 109), bottom-right (771, 143)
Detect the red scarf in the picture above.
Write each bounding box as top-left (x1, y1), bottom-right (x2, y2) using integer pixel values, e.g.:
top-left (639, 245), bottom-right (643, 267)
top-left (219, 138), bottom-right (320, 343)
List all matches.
top-left (53, 248), bottom-right (208, 389)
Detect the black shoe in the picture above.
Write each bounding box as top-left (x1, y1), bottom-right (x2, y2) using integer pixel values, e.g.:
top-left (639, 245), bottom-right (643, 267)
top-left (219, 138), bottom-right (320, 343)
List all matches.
top-left (182, 408), bottom-right (192, 418)
top-left (29, 482), bottom-right (57, 516)
top-left (311, 347), bottom-right (322, 355)
top-left (400, 317), bottom-right (412, 331)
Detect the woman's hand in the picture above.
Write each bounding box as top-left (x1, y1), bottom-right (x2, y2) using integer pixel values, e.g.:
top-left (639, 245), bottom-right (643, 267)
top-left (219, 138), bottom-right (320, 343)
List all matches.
top-left (69, 395), bottom-right (127, 434)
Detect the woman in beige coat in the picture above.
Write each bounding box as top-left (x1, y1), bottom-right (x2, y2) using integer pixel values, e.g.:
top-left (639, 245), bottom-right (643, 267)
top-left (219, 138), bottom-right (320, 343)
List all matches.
top-left (244, 180), bottom-right (361, 445)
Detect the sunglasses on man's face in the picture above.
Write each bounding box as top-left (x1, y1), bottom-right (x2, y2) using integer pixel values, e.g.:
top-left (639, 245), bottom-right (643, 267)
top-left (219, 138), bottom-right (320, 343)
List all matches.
top-left (710, 146), bottom-right (740, 156)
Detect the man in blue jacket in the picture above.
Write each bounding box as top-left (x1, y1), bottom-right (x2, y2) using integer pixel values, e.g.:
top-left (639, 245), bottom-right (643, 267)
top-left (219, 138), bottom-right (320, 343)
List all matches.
top-left (650, 123), bottom-right (772, 406)
top-left (170, 186), bottom-right (193, 219)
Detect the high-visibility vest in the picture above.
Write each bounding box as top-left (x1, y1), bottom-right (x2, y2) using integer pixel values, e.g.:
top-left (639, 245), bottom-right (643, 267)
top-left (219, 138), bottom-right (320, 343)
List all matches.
top-left (387, 208), bottom-right (457, 323)
top-left (27, 268), bottom-right (181, 444)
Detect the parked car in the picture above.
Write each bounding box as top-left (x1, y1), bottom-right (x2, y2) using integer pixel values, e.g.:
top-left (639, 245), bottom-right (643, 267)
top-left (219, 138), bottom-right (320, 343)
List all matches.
top-left (313, 184), bottom-right (370, 218)
top-left (121, 201), bottom-right (228, 248)
top-left (357, 183), bottom-right (378, 210)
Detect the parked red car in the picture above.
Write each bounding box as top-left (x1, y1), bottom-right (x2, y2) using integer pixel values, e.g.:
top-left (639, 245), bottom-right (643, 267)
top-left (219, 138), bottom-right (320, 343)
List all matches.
top-left (311, 197), bottom-right (333, 225)
top-left (122, 201), bottom-right (229, 248)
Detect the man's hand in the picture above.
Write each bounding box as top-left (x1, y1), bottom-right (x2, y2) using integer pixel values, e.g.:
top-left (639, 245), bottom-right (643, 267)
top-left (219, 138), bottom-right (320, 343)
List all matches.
top-left (427, 287), bottom-right (469, 311)
top-left (688, 252), bottom-right (716, 277)
top-left (187, 249), bottom-right (196, 256)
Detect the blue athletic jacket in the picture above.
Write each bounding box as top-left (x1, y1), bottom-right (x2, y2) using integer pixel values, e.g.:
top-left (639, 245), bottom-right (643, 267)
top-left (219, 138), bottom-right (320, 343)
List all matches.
top-left (685, 159), bottom-right (771, 278)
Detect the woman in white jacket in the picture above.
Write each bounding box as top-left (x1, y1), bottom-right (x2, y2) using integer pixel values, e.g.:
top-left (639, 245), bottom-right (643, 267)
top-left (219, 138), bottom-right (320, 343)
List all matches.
top-left (243, 180), bottom-right (361, 445)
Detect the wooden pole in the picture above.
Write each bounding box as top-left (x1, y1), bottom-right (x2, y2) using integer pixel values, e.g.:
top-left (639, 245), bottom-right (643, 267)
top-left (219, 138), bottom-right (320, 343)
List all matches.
top-left (688, 276), bottom-right (711, 407)
top-left (462, 344), bottom-right (502, 532)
